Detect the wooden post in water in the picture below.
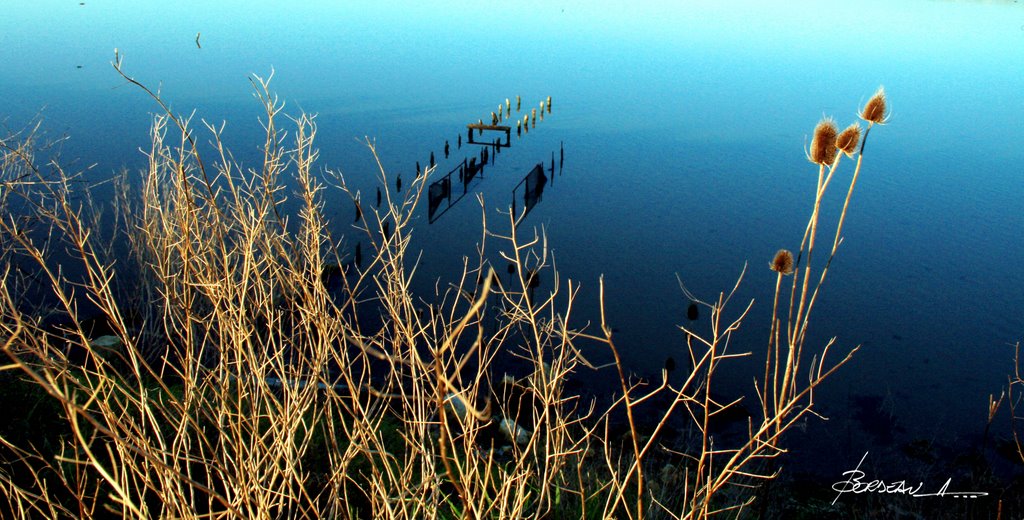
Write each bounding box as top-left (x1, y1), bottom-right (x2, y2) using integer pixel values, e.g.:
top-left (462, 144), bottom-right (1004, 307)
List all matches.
top-left (466, 123), bottom-right (511, 147)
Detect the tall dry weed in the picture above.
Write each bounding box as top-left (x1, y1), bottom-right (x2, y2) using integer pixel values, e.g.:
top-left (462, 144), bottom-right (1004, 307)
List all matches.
top-left (0, 63), bottom-right (887, 518)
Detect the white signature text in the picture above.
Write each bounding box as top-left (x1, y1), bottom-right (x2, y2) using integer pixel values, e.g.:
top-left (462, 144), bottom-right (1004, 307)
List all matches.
top-left (831, 452), bottom-right (988, 505)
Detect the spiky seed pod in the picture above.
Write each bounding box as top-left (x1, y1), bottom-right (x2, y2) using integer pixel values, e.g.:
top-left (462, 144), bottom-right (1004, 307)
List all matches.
top-left (861, 87), bottom-right (888, 124)
top-left (809, 117), bottom-right (838, 166)
top-left (770, 249), bottom-right (794, 275)
top-left (836, 123), bottom-right (861, 157)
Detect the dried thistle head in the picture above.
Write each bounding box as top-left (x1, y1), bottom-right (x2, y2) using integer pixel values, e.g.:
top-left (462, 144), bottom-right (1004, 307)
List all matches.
top-left (770, 249), bottom-right (794, 275)
top-left (836, 123), bottom-right (861, 157)
top-left (808, 117), bottom-right (838, 166)
top-left (860, 86), bottom-right (888, 124)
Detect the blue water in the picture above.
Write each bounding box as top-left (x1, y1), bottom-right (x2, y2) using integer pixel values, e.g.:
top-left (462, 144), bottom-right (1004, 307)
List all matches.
top-left (3, 0), bottom-right (1024, 479)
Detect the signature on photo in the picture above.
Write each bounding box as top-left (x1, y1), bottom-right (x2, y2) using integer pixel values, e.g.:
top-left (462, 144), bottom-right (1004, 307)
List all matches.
top-left (831, 452), bottom-right (988, 505)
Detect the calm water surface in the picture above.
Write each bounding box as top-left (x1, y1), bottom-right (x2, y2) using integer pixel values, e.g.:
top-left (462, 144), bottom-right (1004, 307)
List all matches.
top-left (3, 0), bottom-right (1024, 477)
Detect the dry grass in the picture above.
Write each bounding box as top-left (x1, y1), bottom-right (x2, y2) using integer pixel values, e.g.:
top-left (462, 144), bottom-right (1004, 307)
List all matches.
top-left (994, 343), bottom-right (1024, 467)
top-left (0, 60), bottom-right (889, 519)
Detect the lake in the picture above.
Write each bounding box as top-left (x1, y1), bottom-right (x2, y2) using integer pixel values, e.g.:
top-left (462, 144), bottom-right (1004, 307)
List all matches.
top-left (3, 0), bottom-right (1024, 491)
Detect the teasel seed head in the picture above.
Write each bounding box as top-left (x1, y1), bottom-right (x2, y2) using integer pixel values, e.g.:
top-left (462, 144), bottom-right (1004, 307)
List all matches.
top-left (808, 117), bottom-right (838, 166)
top-left (836, 123), bottom-right (861, 158)
top-left (860, 86), bottom-right (888, 124)
top-left (770, 249), bottom-right (794, 275)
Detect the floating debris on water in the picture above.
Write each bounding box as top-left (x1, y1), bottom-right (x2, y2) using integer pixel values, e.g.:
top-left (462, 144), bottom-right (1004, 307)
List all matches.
top-left (526, 269), bottom-right (540, 289)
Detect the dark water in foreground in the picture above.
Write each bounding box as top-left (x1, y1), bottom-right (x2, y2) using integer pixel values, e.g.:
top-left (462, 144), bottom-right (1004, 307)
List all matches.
top-left (3, 0), bottom-right (1024, 490)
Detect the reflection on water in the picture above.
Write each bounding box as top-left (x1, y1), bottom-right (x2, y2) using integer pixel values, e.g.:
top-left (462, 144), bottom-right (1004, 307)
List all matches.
top-left (427, 159), bottom-right (467, 222)
top-left (512, 163), bottom-right (549, 227)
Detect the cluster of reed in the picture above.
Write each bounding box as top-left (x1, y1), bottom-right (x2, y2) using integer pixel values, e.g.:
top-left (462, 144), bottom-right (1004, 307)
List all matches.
top-left (0, 57), bottom-right (887, 519)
